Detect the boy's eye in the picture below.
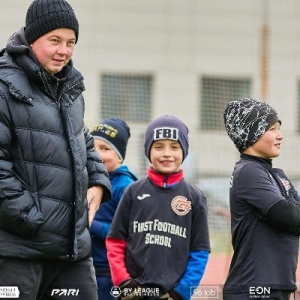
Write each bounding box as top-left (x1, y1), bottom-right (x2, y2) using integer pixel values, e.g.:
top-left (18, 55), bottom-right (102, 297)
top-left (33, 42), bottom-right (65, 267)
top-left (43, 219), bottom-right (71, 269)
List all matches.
top-left (67, 41), bottom-right (76, 46)
top-left (100, 147), bottom-right (110, 151)
top-left (170, 143), bottom-right (181, 149)
top-left (269, 124), bottom-right (280, 131)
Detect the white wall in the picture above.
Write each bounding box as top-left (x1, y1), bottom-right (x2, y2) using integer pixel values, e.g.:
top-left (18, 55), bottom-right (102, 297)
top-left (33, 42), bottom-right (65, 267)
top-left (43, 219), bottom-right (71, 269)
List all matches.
top-left (1, 0), bottom-right (300, 178)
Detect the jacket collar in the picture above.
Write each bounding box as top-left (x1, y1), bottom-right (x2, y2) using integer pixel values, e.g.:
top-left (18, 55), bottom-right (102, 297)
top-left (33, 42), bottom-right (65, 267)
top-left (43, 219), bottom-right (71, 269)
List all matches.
top-left (147, 166), bottom-right (184, 188)
top-left (0, 27), bottom-right (84, 103)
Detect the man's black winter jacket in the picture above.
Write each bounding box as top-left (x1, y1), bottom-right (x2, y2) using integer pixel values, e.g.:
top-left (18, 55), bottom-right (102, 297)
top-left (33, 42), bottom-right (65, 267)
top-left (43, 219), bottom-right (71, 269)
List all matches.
top-left (0, 28), bottom-right (111, 261)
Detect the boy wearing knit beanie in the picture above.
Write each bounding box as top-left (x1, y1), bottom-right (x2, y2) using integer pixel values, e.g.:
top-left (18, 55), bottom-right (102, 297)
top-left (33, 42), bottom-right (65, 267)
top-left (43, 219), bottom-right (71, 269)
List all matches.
top-left (89, 118), bottom-right (138, 300)
top-left (106, 115), bottom-right (210, 300)
top-left (223, 98), bottom-right (300, 300)
top-left (0, 1), bottom-right (112, 299)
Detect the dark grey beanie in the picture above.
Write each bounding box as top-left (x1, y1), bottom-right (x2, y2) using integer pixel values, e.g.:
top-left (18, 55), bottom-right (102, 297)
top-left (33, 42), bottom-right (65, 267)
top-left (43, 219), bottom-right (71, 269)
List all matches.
top-left (144, 115), bottom-right (189, 162)
top-left (25, 0), bottom-right (79, 44)
top-left (224, 98), bottom-right (281, 153)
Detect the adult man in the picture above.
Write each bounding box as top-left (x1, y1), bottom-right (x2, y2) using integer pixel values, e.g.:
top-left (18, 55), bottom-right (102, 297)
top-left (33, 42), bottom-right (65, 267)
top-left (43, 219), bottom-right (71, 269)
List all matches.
top-left (0, 0), bottom-right (111, 299)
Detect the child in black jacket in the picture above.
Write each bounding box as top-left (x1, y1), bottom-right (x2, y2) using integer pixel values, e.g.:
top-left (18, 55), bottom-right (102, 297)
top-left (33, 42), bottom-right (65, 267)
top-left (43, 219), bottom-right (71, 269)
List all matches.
top-left (223, 98), bottom-right (300, 300)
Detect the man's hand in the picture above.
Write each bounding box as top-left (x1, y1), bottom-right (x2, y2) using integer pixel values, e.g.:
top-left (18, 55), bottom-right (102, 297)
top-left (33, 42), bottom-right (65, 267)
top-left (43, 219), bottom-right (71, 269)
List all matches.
top-left (87, 186), bottom-right (104, 226)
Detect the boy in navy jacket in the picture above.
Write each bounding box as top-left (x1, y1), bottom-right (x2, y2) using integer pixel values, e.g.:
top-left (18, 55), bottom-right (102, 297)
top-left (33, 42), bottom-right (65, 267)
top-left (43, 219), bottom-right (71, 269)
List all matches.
top-left (106, 115), bottom-right (210, 300)
top-left (90, 118), bottom-right (138, 300)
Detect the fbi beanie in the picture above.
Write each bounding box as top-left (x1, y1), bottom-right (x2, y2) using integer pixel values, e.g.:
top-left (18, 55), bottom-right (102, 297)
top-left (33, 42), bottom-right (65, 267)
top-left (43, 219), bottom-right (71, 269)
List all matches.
top-left (25, 0), bottom-right (79, 44)
top-left (224, 98), bottom-right (281, 153)
top-left (144, 115), bottom-right (189, 162)
top-left (90, 118), bottom-right (131, 162)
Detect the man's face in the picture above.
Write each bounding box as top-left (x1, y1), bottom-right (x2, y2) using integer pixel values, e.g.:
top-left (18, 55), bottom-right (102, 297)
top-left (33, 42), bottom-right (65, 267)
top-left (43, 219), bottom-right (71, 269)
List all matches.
top-left (30, 28), bottom-right (76, 75)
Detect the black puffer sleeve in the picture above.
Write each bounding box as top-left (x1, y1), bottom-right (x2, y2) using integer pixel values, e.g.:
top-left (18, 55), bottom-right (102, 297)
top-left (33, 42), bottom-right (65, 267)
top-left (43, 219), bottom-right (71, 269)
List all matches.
top-left (0, 88), bottom-right (44, 237)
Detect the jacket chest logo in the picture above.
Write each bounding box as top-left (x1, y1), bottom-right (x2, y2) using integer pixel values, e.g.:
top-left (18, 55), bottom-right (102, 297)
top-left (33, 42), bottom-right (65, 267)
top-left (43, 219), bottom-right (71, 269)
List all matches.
top-left (280, 177), bottom-right (291, 196)
top-left (171, 196), bottom-right (191, 216)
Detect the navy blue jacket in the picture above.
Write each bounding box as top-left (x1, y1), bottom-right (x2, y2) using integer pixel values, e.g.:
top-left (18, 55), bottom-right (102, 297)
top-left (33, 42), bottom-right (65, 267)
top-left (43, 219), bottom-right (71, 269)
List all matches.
top-left (91, 165), bottom-right (137, 275)
top-left (107, 168), bottom-right (210, 299)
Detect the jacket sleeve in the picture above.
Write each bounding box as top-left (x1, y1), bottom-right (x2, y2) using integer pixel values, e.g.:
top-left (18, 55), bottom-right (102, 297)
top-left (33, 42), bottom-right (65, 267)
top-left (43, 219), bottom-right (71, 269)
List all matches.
top-left (0, 92), bottom-right (44, 237)
top-left (90, 185), bottom-right (127, 239)
top-left (267, 200), bottom-right (300, 235)
top-left (173, 250), bottom-right (209, 300)
top-left (85, 126), bottom-right (111, 202)
top-left (106, 237), bottom-right (131, 286)
top-left (90, 220), bottom-right (110, 239)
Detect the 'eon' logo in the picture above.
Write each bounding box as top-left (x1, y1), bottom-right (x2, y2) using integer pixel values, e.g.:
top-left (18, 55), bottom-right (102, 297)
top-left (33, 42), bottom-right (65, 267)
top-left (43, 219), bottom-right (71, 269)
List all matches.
top-left (154, 127), bottom-right (178, 141)
top-left (249, 286), bottom-right (270, 298)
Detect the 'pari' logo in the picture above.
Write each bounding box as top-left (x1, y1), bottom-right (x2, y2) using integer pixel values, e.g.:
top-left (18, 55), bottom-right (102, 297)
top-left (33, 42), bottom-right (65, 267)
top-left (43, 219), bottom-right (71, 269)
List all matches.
top-left (154, 127), bottom-right (179, 141)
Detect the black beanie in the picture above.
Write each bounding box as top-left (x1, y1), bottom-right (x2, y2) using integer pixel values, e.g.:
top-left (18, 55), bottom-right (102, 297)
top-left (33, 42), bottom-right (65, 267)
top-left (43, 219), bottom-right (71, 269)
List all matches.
top-left (224, 98), bottom-right (281, 153)
top-left (144, 115), bottom-right (189, 163)
top-left (90, 118), bottom-right (131, 162)
top-left (25, 0), bottom-right (79, 44)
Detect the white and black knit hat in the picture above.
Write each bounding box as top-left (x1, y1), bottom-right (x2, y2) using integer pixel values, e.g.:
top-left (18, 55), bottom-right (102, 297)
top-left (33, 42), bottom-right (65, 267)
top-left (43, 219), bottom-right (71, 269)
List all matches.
top-left (25, 0), bottom-right (79, 44)
top-left (144, 115), bottom-right (189, 162)
top-left (224, 98), bottom-right (281, 153)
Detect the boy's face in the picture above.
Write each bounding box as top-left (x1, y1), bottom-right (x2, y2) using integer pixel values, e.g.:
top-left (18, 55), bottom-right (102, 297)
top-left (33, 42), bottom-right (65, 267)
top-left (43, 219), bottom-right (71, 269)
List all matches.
top-left (243, 121), bottom-right (283, 159)
top-left (30, 28), bottom-right (76, 75)
top-left (150, 139), bottom-right (183, 174)
top-left (94, 139), bottom-right (121, 172)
